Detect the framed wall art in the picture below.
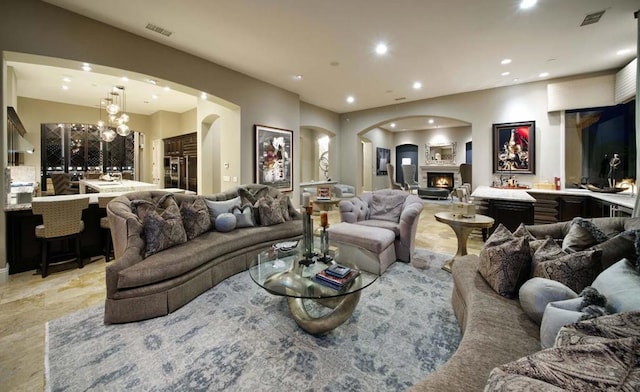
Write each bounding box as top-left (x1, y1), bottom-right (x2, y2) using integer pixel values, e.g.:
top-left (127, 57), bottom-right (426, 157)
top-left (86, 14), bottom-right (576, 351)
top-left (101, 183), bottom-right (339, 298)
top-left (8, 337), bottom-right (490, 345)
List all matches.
top-left (376, 147), bottom-right (390, 175)
top-left (255, 124), bottom-right (293, 192)
top-left (493, 120), bottom-right (535, 174)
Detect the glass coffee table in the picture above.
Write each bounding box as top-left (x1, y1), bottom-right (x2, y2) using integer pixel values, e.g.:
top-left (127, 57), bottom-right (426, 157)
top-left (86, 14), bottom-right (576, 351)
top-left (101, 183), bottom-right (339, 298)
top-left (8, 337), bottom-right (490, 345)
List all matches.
top-left (249, 240), bottom-right (379, 334)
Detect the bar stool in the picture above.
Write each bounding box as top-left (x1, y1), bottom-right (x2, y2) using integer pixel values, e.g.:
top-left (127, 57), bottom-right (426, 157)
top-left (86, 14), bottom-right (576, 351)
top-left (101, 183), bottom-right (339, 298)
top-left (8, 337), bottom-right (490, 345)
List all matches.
top-left (32, 197), bottom-right (89, 278)
top-left (98, 196), bottom-right (117, 262)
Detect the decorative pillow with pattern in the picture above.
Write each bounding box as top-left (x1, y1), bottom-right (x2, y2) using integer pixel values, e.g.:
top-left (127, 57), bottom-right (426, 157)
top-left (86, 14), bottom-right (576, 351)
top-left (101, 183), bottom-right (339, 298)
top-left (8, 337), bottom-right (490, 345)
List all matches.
top-left (276, 194), bottom-right (292, 221)
top-left (232, 204), bottom-right (256, 228)
top-left (180, 198), bottom-right (212, 240)
top-left (513, 223), bottom-right (536, 242)
top-left (369, 192), bottom-right (406, 222)
top-left (533, 249), bottom-right (602, 293)
top-left (478, 236), bottom-right (531, 298)
top-left (562, 217), bottom-right (608, 253)
top-left (484, 223), bottom-right (514, 247)
top-left (132, 195), bottom-right (187, 257)
top-left (255, 195), bottom-right (285, 226)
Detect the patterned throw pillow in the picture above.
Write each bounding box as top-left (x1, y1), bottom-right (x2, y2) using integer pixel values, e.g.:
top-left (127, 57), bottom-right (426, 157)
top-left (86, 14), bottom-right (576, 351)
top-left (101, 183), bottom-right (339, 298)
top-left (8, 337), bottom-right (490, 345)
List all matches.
top-left (478, 236), bottom-right (531, 298)
top-left (180, 198), bottom-right (212, 240)
top-left (132, 194), bottom-right (187, 257)
top-left (369, 192), bottom-right (406, 222)
top-left (232, 204), bottom-right (256, 228)
top-left (533, 249), bottom-right (602, 293)
top-left (238, 186), bottom-right (270, 225)
top-left (276, 194), bottom-right (291, 221)
top-left (562, 217), bottom-right (608, 253)
top-left (512, 223), bottom-right (536, 242)
top-left (255, 195), bottom-right (285, 226)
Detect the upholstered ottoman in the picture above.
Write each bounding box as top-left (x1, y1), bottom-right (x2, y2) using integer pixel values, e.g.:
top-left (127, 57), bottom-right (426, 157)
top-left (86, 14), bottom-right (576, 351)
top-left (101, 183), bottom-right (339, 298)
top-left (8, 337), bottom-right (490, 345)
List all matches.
top-left (327, 222), bottom-right (396, 274)
top-left (418, 187), bottom-right (450, 199)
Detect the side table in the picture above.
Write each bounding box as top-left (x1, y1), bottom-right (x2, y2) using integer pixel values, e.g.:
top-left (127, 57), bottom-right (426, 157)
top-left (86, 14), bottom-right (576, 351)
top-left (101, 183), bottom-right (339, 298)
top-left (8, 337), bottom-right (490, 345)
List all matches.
top-left (435, 211), bottom-right (494, 273)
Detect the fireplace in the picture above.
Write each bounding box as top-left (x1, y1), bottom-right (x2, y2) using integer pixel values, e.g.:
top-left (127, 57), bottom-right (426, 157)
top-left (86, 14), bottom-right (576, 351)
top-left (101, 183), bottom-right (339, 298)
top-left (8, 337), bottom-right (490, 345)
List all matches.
top-left (427, 172), bottom-right (455, 191)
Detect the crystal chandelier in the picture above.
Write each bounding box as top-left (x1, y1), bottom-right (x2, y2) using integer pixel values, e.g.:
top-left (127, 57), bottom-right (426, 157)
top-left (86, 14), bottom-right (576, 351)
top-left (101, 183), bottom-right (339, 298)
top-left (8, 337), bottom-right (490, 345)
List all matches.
top-left (97, 85), bottom-right (130, 141)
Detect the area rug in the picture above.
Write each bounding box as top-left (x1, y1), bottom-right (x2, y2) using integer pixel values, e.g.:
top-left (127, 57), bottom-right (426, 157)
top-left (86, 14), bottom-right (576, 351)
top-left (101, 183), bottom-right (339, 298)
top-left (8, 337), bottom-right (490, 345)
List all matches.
top-left (45, 248), bottom-right (460, 391)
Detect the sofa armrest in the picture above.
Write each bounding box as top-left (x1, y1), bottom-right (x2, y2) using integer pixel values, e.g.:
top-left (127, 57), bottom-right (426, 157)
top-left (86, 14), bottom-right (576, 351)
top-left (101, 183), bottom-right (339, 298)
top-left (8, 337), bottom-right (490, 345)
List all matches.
top-left (396, 198), bottom-right (424, 261)
top-left (339, 197), bottom-right (368, 223)
top-left (105, 246), bottom-right (145, 297)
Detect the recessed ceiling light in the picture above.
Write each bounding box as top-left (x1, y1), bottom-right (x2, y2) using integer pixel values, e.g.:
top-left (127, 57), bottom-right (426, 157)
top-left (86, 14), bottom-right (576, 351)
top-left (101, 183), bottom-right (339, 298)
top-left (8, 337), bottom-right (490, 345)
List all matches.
top-left (520, 0), bottom-right (537, 9)
top-left (539, 72), bottom-right (549, 77)
top-left (163, 86), bottom-right (171, 92)
top-left (346, 96), bottom-right (355, 103)
top-left (617, 49), bottom-right (632, 56)
top-left (501, 71), bottom-right (510, 76)
top-left (81, 63), bottom-right (92, 72)
top-left (412, 81), bottom-right (422, 90)
top-left (151, 94), bottom-right (158, 99)
top-left (62, 77), bottom-right (71, 82)
top-left (61, 85), bottom-right (69, 90)
top-left (121, 76), bottom-right (129, 82)
top-left (390, 123), bottom-right (396, 128)
top-left (513, 78), bottom-right (519, 82)
top-left (294, 74), bottom-right (303, 80)
top-left (501, 59), bottom-right (512, 65)
top-left (200, 92), bottom-right (207, 100)
top-left (375, 43), bottom-right (388, 55)
top-left (146, 78), bottom-right (158, 85)
top-left (428, 119), bottom-right (434, 124)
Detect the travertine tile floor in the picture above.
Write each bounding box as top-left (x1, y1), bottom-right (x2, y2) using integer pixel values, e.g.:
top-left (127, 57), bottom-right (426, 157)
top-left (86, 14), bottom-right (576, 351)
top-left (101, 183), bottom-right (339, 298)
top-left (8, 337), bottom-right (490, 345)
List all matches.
top-left (0, 200), bottom-right (485, 391)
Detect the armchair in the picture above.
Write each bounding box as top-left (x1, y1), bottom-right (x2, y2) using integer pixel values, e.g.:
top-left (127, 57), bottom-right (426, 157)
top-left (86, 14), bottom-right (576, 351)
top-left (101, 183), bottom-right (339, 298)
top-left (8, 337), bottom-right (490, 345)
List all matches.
top-left (332, 183), bottom-right (355, 199)
top-left (402, 164), bottom-right (420, 193)
top-left (386, 163), bottom-right (403, 190)
top-left (337, 189), bottom-right (423, 262)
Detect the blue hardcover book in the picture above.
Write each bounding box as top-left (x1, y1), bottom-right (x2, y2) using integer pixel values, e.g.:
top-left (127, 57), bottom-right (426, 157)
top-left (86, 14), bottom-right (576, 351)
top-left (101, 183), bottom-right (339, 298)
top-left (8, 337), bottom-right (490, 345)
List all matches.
top-left (325, 264), bottom-right (351, 278)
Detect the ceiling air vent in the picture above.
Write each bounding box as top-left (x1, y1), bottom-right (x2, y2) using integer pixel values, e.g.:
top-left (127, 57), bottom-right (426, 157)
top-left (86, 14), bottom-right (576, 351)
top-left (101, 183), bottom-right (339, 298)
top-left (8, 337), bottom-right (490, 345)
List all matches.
top-left (580, 10), bottom-right (605, 26)
top-left (394, 97), bottom-right (406, 101)
top-left (145, 23), bottom-right (173, 37)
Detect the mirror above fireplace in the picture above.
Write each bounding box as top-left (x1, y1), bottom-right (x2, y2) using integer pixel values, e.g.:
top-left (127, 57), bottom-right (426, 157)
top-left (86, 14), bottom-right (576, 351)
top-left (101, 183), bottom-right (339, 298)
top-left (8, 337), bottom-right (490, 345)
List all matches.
top-left (425, 142), bottom-right (456, 164)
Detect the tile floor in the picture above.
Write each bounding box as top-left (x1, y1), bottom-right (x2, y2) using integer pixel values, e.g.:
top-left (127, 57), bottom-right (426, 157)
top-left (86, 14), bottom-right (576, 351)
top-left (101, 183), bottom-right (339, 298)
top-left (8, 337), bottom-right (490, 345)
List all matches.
top-left (0, 200), bottom-right (486, 391)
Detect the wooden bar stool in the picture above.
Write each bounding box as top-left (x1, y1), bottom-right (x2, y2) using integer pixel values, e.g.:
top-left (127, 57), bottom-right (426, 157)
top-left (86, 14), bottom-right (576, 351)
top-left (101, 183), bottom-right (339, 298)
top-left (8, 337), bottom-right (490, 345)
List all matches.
top-left (98, 196), bottom-right (117, 262)
top-left (32, 197), bottom-right (89, 278)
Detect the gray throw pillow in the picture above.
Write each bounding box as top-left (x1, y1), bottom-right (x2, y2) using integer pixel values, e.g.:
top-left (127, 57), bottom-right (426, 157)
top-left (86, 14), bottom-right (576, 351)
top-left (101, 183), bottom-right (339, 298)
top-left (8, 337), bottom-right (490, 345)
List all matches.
top-left (591, 259), bottom-right (640, 313)
top-left (519, 277), bottom-right (578, 325)
top-left (232, 204), bottom-right (255, 228)
top-left (589, 232), bottom-right (635, 270)
top-left (540, 297), bottom-right (584, 348)
top-left (513, 223), bottom-right (536, 241)
top-left (180, 198), bottom-right (212, 240)
top-left (369, 192), bottom-right (406, 222)
top-left (562, 217), bottom-right (608, 253)
top-left (255, 195), bottom-right (285, 226)
top-left (478, 236), bottom-right (530, 298)
top-left (205, 196), bottom-right (241, 219)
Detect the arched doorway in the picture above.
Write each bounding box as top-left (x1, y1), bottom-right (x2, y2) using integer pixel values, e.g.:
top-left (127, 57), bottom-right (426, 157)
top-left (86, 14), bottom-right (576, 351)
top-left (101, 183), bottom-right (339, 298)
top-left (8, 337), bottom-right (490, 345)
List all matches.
top-left (395, 144), bottom-right (418, 186)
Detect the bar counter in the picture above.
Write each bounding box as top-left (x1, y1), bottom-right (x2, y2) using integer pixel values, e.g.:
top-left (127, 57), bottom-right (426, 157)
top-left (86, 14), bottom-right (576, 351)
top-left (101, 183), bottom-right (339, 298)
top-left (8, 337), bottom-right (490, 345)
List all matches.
top-left (5, 188), bottom-right (187, 274)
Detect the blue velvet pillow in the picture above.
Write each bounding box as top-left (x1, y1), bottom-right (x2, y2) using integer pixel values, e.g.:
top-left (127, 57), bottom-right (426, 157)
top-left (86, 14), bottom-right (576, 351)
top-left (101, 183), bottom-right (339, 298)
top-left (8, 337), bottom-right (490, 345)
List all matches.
top-left (205, 196), bottom-right (241, 219)
top-left (215, 212), bottom-right (237, 232)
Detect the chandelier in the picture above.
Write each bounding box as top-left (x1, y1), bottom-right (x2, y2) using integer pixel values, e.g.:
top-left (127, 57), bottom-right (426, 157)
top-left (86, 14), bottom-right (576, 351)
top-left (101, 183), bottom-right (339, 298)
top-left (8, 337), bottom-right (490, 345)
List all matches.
top-left (97, 85), bottom-right (130, 142)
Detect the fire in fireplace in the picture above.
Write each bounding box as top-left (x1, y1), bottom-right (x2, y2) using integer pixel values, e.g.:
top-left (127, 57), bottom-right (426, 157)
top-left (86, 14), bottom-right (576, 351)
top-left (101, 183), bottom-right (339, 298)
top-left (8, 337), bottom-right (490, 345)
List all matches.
top-left (427, 172), bottom-right (454, 191)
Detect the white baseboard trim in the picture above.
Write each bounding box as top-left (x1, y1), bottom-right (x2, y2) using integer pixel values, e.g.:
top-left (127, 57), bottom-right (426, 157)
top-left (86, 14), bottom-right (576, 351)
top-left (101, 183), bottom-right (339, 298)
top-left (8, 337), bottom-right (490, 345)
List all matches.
top-left (0, 264), bottom-right (8, 284)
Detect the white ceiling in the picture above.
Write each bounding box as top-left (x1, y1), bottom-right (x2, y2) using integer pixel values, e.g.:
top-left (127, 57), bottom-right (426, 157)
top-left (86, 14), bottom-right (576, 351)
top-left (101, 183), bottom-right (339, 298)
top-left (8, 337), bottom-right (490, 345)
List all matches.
top-left (25, 0), bottom-right (640, 117)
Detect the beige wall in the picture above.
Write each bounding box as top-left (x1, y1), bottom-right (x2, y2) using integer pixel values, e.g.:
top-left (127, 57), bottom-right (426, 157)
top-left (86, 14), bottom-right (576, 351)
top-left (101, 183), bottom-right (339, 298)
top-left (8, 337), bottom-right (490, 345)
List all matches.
top-left (339, 78), bottom-right (575, 192)
top-left (362, 127), bottom-right (394, 191)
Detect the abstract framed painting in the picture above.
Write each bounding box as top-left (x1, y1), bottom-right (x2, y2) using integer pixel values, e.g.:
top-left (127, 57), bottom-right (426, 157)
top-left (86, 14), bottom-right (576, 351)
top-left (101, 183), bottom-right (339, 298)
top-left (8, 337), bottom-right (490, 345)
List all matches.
top-left (492, 120), bottom-right (535, 174)
top-left (376, 147), bottom-right (390, 176)
top-left (255, 125), bottom-right (293, 192)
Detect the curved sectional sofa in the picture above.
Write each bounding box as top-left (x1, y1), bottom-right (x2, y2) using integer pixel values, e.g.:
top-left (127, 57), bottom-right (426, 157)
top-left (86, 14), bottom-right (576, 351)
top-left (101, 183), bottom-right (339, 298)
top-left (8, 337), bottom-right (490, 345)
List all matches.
top-left (104, 185), bottom-right (302, 324)
top-left (413, 216), bottom-right (640, 391)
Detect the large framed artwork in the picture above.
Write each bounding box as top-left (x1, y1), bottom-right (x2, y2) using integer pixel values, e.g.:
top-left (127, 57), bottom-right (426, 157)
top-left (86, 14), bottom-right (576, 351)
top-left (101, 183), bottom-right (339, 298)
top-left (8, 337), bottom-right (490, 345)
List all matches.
top-left (493, 121), bottom-right (535, 174)
top-left (255, 125), bottom-right (293, 192)
top-left (376, 147), bottom-right (390, 175)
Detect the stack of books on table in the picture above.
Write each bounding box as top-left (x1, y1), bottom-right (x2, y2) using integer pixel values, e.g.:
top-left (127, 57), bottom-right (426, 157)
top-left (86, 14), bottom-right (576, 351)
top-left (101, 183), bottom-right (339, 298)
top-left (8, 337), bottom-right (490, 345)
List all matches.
top-left (314, 264), bottom-right (360, 290)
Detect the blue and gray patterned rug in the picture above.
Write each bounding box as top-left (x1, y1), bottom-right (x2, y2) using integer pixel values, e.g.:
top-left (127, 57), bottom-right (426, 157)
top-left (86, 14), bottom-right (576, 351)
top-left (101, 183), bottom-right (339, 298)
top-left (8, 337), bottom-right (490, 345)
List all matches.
top-left (46, 249), bottom-right (460, 391)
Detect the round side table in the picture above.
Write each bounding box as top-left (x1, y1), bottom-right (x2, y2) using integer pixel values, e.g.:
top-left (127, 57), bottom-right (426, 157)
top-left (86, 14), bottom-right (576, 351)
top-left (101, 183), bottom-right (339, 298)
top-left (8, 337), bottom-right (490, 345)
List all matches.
top-left (434, 211), bottom-right (494, 273)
